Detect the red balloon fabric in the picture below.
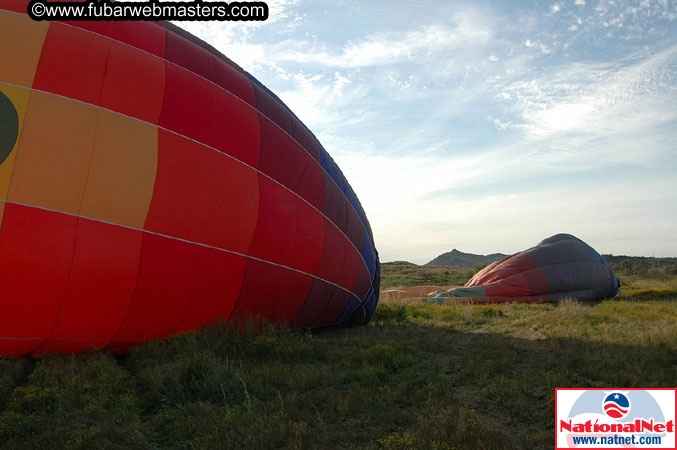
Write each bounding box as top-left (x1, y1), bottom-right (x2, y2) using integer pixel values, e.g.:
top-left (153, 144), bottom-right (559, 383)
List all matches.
top-left (0, 1), bottom-right (380, 356)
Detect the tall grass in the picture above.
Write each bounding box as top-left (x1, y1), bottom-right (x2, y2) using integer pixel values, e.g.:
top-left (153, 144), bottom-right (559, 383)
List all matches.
top-left (0, 279), bottom-right (674, 449)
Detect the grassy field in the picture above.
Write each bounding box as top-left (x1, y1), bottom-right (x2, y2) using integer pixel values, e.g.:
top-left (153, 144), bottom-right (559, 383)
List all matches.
top-left (0, 266), bottom-right (675, 449)
top-left (380, 262), bottom-right (476, 289)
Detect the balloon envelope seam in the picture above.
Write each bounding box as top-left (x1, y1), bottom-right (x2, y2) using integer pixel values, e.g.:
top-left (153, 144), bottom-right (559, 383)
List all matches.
top-left (0, 80), bottom-right (372, 279)
top-left (0, 199), bottom-right (362, 299)
top-left (38, 17), bottom-right (375, 247)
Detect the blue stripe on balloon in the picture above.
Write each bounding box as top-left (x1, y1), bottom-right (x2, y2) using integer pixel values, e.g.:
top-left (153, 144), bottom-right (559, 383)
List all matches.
top-left (318, 144), bottom-right (374, 236)
top-left (332, 294), bottom-right (363, 325)
top-left (361, 230), bottom-right (376, 278)
top-left (319, 145), bottom-right (343, 187)
top-left (364, 290), bottom-right (377, 316)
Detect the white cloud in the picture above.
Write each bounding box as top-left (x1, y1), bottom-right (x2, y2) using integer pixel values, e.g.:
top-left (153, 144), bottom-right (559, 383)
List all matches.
top-left (352, 43), bottom-right (677, 263)
top-left (524, 39), bottom-right (551, 53)
top-left (260, 19), bottom-right (493, 69)
top-left (274, 70), bottom-right (371, 130)
top-left (500, 45), bottom-right (677, 150)
top-left (167, 1), bottom-right (677, 261)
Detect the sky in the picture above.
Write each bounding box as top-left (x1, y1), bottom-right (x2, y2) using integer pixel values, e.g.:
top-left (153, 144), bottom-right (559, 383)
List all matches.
top-left (175, 0), bottom-right (677, 264)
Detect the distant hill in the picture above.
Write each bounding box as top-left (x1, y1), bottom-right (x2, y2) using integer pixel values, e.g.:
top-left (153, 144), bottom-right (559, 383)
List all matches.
top-left (426, 249), bottom-right (507, 267)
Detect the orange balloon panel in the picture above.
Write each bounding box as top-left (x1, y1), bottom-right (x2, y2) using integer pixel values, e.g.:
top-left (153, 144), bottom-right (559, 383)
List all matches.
top-left (0, 2), bottom-right (380, 356)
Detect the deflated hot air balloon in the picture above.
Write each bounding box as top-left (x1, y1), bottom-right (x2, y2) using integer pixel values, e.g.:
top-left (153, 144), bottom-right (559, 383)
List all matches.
top-left (435, 234), bottom-right (620, 303)
top-left (0, 0), bottom-right (380, 356)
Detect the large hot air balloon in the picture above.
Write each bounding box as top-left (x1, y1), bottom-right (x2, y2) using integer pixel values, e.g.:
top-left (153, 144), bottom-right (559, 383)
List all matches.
top-left (435, 234), bottom-right (620, 303)
top-left (0, 0), bottom-right (380, 356)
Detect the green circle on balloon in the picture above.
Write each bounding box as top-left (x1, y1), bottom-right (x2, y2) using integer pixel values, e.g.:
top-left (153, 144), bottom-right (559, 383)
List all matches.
top-left (0, 91), bottom-right (19, 165)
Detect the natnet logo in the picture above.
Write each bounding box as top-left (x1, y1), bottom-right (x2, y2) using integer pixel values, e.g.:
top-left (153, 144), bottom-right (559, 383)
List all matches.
top-left (556, 388), bottom-right (676, 449)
